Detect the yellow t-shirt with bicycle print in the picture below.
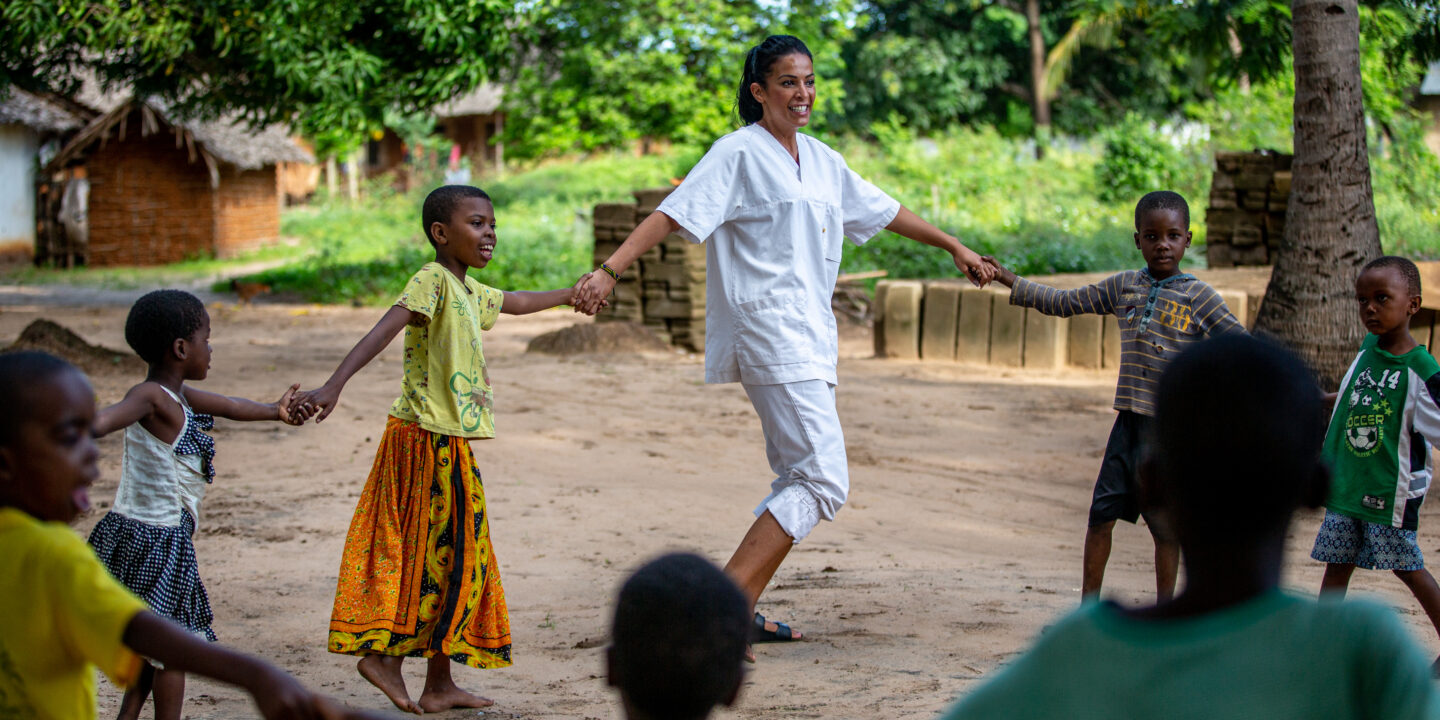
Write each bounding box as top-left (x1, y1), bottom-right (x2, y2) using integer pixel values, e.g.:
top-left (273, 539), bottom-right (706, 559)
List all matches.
top-left (388, 262), bottom-right (503, 439)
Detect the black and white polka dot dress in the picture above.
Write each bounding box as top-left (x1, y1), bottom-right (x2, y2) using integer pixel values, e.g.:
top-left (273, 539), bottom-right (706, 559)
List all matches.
top-left (88, 386), bottom-right (218, 642)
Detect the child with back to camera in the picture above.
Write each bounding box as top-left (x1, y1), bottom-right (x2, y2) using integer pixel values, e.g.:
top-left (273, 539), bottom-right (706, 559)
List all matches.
top-left (0, 351), bottom-right (381, 720)
top-left (941, 334), bottom-right (1439, 720)
top-left (85, 289), bottom-right (309, 720)
top-left (983, 190), bottom-right (1245, 601)
top-left (292, 185), bottom-right (594, 714)
top-left (1311, 255), bottom-right (1440, 670)
top-left (607, 553), bottom-right (751, 720)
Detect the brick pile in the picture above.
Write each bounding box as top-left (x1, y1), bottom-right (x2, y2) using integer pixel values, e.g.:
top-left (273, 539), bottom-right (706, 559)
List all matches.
top-left (1204, 150), bottom-right (1292, 267)
top-left (592, 188), bottom-right (706, 351)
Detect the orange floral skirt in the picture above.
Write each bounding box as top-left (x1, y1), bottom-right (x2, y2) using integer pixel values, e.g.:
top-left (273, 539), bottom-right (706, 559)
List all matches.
top-left (328, 417), bottom-right (511, 668)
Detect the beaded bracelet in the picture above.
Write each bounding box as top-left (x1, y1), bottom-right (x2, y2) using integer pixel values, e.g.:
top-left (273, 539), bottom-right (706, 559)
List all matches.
top-left (600, 263), bottom-right (622, 281)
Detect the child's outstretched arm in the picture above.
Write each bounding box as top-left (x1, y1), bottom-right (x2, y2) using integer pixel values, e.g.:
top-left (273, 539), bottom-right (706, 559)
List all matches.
top-left (183, 383), bottom-right (308, 425)
top-left (501, 287), bottom-right (577, 316)
top-left (294, 305), bottom-right (415, 423)
top-left (122, 611), bottom-right (385, 720)
top-left (94, 383), bottom-right (184, 438)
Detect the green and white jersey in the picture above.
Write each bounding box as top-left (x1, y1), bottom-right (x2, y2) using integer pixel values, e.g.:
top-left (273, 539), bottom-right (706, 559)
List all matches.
top-left (1324, 334), bottom-right (1440, 530)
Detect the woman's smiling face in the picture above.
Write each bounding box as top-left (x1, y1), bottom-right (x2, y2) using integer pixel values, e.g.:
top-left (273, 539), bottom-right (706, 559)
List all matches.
top-left (752, 52), bottom-right (815, 132)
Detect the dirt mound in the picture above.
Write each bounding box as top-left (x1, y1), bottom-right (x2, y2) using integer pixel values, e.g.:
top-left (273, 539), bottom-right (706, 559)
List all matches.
top-left (5, 319), bottom-right (144, 376)
top-left (527, 322), bottom-right (672, 355)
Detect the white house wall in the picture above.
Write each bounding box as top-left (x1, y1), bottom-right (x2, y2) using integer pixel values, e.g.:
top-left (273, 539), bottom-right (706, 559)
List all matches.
top-left (0, 124), bottom-right (37, 256)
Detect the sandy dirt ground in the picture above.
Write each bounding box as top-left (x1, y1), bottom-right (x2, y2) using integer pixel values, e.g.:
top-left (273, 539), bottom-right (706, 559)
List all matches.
top-left (3, 299), bottom-right (1437, 720)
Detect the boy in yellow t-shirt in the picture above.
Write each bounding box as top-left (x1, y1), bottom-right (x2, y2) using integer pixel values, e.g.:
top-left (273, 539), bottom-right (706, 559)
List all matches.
top-left (294, 185), bottom-right (595, 714)
top-left (0, 351), bottom-right (374, 720)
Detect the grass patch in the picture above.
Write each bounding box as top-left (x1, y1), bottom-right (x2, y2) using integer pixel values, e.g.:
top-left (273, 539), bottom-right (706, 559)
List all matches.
top-left (2, 241), bottom-right (307, 290)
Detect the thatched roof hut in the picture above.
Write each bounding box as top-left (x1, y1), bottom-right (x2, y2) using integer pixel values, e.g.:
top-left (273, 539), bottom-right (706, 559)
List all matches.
top-left (40, 98), bottom-right (312, 266)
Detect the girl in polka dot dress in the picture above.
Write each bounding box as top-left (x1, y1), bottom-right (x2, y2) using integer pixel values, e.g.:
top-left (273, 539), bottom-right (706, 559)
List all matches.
top-left (86, 289), bottom-right (307, 720)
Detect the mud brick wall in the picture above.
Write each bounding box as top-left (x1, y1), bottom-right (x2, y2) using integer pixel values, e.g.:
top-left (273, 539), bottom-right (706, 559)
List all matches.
top-left (874, 279), bottom-right (1255, 371)
top-left (1205, 151), bottom-right (1292, 267)
top-left (86, 132), bottom-right (215, 266)
top-left (214, 166), bottom-right (281, 258)
top-left (592, 188), bottom-right (706, 351)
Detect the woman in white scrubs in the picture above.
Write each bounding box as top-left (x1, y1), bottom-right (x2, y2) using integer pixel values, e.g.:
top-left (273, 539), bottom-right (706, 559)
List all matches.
top-left (573, 34), bottom-right (992, 652)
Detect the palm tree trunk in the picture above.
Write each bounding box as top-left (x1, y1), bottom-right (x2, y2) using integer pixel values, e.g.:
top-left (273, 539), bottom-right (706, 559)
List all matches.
top-left (1027, 0), bottom-right (1050, 160)
top-left (1254, 0), bottom-right (1380, 390)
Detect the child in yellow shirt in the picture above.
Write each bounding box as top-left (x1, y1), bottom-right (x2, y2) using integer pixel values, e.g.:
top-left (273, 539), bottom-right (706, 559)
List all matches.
top-left (294, 185), bottom-right (592, 713)
top-left (0, 350), bottom-right (373, 720)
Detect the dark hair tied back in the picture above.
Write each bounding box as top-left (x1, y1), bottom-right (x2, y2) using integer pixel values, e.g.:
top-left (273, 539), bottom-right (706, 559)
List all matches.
top-left (736, 35), bottom-right (812, 125)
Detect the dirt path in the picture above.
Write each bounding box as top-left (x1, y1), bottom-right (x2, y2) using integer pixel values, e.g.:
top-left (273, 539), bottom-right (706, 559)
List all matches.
top-left (2, 302), bottom-right (1435, 719)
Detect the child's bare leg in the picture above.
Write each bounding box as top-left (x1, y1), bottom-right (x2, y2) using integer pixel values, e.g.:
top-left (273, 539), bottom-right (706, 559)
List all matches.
top-left (151, 668), bottom-right (185, 720)
top-left (115, 662), bottom-right (154, 720)
top-left (1394, 568), bottom-right (1440, 640)
top-left (1320, 563), bottom-right (1356, 596)
top-left (1082, 521), bottom-right (1116, 598)
top-left (418, 654), bottom-right (493, 712)
top-left (357, 655), bottom-right (422, 714)
top-left (1154, 539), bottom-right (1180, 601)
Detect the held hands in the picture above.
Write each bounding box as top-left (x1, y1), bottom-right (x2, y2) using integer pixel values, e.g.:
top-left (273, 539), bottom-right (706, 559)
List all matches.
top-left (980, 256), bottom-right (1017, 287)
top-left (954, 246), bottom-right (995, 287)
top-left (572, 270), bottom-right (616, 316)
top-left (275, 383), bottom-right (313, 426)
top-left (291, 383), bottom-right (342, 424)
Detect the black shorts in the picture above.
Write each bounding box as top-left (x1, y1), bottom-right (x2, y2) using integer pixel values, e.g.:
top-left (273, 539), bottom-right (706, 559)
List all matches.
top-left (1088, 410), bottom-right (1167, 534)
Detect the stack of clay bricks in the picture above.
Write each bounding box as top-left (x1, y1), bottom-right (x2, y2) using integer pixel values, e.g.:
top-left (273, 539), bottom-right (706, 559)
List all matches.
top-left (592, 188), bottom-right (706, 351)
top-left (1205, 150), bottom-right (1292, 268)
top-left (872, 279), bottom-right (1253, 370)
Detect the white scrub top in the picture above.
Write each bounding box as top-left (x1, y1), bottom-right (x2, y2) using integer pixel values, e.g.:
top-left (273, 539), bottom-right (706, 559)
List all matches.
top-left (657, 123), bottom-right (901, 386)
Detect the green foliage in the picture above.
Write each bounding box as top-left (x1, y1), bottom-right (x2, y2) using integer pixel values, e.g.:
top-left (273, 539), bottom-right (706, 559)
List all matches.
top-left (1372, 116), bottom-right (1440, 260)
top-left (503, 0), bottom-right (755, 158)
top-left (840, 2), bottom-right (1018, 133)
top-left (834, 126), bottom-right (1140, 279)
top-left (1185, 71), bottom-right (1294, 152)
top-left (1094, 113), bottom-right (1188, 204)
top-left (0, 0), bottom-right (515, 137)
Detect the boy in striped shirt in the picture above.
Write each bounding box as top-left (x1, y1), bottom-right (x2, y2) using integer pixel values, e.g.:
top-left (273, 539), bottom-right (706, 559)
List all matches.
top-left (1312, 255), bottom-right (1440, 669)
top-left (983, 190), bottom-right (1244, 601)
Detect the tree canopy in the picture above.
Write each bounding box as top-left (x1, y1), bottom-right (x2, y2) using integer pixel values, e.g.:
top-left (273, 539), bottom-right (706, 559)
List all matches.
top-left (0, 0), bottom-right (516, 140)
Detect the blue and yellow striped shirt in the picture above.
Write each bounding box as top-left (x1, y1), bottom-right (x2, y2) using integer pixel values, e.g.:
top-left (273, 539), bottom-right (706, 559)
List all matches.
top-left (1011, 270), bottom-right (1245, 415)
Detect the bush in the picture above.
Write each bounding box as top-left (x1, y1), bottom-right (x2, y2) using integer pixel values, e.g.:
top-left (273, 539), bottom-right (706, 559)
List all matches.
top-left (1095, 114), bottom-right (1191, 205)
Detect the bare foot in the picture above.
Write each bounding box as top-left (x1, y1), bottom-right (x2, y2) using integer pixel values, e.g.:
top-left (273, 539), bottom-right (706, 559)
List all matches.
top-left (418, 683), bottom-right (494, 713)
top-left (357, 656), bottom-right (422, 715)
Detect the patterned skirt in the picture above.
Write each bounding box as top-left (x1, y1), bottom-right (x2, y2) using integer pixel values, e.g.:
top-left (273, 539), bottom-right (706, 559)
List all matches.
top-left (88, 510), bottom-right (217, 641)
top-left (328, 417), bottom-right (512, 668)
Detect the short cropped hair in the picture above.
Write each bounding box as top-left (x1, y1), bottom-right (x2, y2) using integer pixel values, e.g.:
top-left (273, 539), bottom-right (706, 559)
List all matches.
top-left (0, 351), bottom-right (77, 443)
top-left (1362, 255), bottom-right (1422, 297)
top-left (1152, 334), bottom-right (1324, 544)
top-left (421, 185), bottom-right (492, 244)
top-left (1135, 190), bottom-right (1190, 228)
top-left (124, 290), bottom-right (208, 366)
top-left (611, 553), bottom-right (749, 720)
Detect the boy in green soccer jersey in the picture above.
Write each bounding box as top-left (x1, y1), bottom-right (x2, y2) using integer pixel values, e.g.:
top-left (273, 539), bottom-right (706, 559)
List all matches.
top-left (1312, 255), bottom-right (1440, 668)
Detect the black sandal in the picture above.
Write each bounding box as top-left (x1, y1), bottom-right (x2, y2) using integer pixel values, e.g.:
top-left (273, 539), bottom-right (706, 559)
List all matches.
top-left (751, 612), bottom-right (802, 643)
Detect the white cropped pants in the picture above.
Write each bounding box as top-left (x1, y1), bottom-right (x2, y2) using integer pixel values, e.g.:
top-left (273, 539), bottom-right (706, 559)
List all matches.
top-left (742, 380), bottom-right (849, 543)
